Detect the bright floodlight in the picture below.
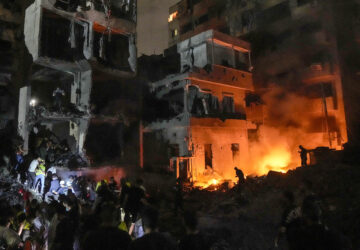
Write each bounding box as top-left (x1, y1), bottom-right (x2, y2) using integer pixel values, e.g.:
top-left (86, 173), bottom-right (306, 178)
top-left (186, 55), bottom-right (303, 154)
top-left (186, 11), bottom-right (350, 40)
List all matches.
top-left (30, 99), bottom-right (36, 107)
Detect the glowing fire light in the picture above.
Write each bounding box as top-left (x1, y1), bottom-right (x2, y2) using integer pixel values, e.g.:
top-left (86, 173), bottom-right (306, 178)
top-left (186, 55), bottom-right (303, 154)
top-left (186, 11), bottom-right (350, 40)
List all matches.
top-left (194, 178), bottom-right (222, 189)
top-left (168, 11), bottom-right (178, 22)
top-left (257, 147), bottom-right (291, 176)
top-left (211, 179), bottom-right (218, 185)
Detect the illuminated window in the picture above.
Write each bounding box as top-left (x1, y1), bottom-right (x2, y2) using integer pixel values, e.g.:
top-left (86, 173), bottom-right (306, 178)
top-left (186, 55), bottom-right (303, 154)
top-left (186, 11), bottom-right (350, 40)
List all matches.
top-left (171, 29), bottom-right (178, 38)
top-left (168, 11), bottom-right (178, 22)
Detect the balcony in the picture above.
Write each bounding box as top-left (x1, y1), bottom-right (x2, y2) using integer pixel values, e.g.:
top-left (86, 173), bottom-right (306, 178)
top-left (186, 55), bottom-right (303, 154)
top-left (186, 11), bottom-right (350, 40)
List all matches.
top-left (302, 62), bottom-right (335, 83)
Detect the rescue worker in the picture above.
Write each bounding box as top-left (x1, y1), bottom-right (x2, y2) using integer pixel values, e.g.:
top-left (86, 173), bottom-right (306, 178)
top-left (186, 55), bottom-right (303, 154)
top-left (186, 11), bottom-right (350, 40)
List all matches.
top-left (28, 157), bottom-right (40, 189)
top-left (234, 166), bottom-right (245, 185)
top-left (44, 175), bottom-right (60, 202)
top-left (34, 160), bottom-right (46, 195)
top-left (299, 145), bottom-right (308, 167)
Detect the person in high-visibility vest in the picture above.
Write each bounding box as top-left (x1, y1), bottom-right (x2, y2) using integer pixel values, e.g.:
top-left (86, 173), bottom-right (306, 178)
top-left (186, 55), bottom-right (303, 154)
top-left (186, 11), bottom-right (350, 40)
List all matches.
top-left (34, 161), bottom-right (46, 195)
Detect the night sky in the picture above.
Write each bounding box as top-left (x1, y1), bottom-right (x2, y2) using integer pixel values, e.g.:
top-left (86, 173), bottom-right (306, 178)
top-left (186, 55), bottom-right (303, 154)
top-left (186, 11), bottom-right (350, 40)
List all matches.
top-left (137, 0), bottom-right (179, 56)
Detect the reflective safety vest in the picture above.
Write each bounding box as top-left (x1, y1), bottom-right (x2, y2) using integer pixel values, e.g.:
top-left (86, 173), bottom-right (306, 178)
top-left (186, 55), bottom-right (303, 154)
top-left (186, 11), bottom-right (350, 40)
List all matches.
top-left (23, 220), bottom-right (31, 230)
top-left (35, 164), bottom-right (46, 176)
top-left (95, 180), bottom-right (108, 191)
top-left (118, 221), bottom-right (128, 232)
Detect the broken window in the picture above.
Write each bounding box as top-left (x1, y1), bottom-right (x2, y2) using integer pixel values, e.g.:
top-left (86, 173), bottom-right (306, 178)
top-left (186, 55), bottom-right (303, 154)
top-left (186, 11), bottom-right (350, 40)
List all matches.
top-left (204, 144), bottom-right (213, 169)
top-left (213, 44), bottom-right (234, 68)
top-left (40, 10), bottom-right (87, 61)
top-left (231, 143), bottom-right (240, 162)
top-left (211, 42), bottom-right (250, 71)
top-left (204, 94), bottom-right (220, 115)
top-left (93, 32), bottom-right (132, 72)
top-left (235, 51), bottom-right (250, 71)
top-left (222, 95), bottom-right (235, 114)
top-left (188, 86), bottom-right (220, 117)
top-left (92, 0), bottom-right (137, 22)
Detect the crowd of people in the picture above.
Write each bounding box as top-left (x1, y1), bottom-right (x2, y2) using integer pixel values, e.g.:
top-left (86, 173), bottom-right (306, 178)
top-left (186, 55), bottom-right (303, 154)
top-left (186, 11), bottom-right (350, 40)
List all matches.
top-left (1, 168), bottom-right (186, 250)
top-left (0, 146), bottom-right (353, 250)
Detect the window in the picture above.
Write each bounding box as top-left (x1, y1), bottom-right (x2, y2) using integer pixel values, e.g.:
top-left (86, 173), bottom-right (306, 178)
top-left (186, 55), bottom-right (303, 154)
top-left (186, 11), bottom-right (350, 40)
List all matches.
top-left (196, 14), bottom-right (209, 26)
top-left (211, 42), bottom-right (250, 71)
top-left (204, 94), bottom-right (220, 114)
top-left (235, 51), bottom-right (250, 71)
top-left (171, 29), bottom-right (178, 38)
top-left (204, 144), bottom-right (213, 169)
top-left (231, 143), bottom-right (240, 162)
top-left (181, 22), bottom-right (193, 34)
top-left (222, 96), bottom-right (235, 114)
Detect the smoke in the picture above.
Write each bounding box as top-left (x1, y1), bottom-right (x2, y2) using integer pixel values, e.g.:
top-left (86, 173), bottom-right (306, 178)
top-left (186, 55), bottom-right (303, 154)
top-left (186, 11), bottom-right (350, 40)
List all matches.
top-left (246, 85), bottom-right (331, 176)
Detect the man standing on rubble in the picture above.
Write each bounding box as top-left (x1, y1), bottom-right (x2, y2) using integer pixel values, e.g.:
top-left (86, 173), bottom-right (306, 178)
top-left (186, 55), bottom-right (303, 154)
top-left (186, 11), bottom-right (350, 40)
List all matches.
top-left (28, 157), bottom-right (40, 189)
top-left (234, 166), bottom-right (245, 186)
top-left (52, 86), bottom-right (65, 112)
top-left (34, 159), bottom-right (46, 195)
top-left (298, 145), bottom-right (308, 167)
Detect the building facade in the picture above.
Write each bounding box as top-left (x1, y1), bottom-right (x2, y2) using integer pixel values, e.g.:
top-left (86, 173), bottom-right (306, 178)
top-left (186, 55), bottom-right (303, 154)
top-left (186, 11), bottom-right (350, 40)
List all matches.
top-left (145, 30), bottom-right (254, 183)
top-left (20, 0), bottom-right (137, 159)
top-left (168, 0), bottom-right (356, 150)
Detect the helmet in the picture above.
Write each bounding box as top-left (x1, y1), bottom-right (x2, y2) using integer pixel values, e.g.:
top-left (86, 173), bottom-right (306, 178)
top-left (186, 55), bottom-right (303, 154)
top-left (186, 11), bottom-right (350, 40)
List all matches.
top-left (60, 180), bottom-right (65, 186)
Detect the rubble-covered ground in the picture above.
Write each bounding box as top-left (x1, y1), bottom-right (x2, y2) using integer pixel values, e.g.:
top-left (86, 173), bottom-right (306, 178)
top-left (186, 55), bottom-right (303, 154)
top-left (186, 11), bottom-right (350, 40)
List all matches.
top-left (152, 162), bottom-right (360, 249)
top-left (1, 160), bottom-right (359, 249)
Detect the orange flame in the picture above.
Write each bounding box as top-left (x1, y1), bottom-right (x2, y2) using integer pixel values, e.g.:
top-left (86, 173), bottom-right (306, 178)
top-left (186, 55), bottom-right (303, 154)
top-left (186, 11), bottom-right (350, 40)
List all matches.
top-left (256, 147), bottom-right (292, 176)
top-left (168, 11), bottom-right (178, 22)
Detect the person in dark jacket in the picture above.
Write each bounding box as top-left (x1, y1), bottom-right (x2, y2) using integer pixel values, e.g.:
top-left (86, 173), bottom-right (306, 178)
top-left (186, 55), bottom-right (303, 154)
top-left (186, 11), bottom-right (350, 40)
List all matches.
top-left (45, 175), bottom-right (60, 202)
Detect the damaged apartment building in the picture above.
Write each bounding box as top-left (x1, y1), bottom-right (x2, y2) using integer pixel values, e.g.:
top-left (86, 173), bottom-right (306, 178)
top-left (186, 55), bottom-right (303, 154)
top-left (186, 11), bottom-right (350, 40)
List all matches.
top-left (143, 0), bottom-right (360, 181)
top-left (143, 29), bottom-right (254, 182)
top-left (169, 0), bottom-right (360, 150)
top-left (18, 0), bottom-right (137, 165)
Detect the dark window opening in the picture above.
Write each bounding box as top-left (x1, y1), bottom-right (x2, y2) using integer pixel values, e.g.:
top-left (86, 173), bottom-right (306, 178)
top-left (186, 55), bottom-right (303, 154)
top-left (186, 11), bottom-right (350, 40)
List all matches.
top-left (40, 10), bottom-right (86, 61)
top-left (231, 143), bottom-right (240, 161)
top-left (222, 96), bottom-right (235, 114)
top-left (204, 144), bottom-right (213, 169)
top-left (196, 14), bottom-right (209, 26)
top-left (181, 22), bottom-right (193, 34)
top-left (93, 32), bottom-right (131, 71)
top-left (235, 51), bottom-right (250, 71)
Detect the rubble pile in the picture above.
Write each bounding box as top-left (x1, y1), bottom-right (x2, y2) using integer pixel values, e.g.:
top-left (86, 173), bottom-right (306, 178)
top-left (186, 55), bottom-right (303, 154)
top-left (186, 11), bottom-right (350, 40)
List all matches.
top-left (165, 161), bottom-right (360, 249)
top-left (0, 169), bottom-right (23, 206)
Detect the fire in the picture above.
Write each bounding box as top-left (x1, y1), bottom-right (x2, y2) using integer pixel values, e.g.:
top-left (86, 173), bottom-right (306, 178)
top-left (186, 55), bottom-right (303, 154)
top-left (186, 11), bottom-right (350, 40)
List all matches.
top-left (256, 147), bottom-right (291, 175)
top-left (193, 178), bottom-right (223, 190)
top-left (168, 11), bottom-right (178, 22)
top-left (211, 179), bottom-right (218, 185)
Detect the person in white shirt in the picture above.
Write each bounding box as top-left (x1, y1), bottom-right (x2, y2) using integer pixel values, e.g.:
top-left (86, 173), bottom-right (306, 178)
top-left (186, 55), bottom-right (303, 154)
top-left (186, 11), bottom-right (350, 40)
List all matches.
top-left (28, 157), bottom-right (41, 189)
